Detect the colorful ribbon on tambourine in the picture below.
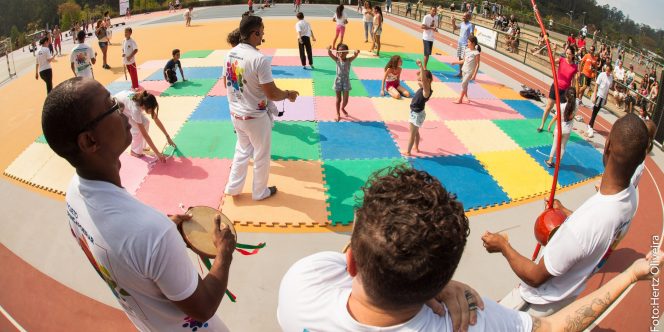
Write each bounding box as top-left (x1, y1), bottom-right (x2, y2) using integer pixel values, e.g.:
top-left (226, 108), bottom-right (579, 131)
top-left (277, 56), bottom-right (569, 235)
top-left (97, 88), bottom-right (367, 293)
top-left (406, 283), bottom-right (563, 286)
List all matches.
top-left (235, 242), bottom-right (266, 256)
top-left (201, 257), bottom-right (237, 303)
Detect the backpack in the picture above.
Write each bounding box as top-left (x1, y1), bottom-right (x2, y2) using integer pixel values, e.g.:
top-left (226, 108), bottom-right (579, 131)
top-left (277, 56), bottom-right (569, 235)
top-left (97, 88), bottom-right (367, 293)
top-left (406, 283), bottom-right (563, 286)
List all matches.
top-left (519, 85), bottom-right (543, 102)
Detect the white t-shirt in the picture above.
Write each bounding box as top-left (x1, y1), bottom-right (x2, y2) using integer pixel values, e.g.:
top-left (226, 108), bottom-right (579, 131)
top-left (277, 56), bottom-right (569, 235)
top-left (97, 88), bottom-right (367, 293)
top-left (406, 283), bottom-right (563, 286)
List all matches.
top-left (115, 90), bottom-right (148, 134)
top-left (295, 20), bottom-right (312, 38)
top-left (631, 161), bottom-right (645, 188)
top-left (595, 72), bottom-right (613, 100)
top-left (66, 175), bottom-right (229, 332)
top-left (334, 13), bottom-right (348, 26)
top-left (70, 43), bottom-right (96, 78)
top-left (557, 102), bottom-right (576, 135)
top-left (122, 38), bottom-right (138, 65)
top-left (36, 46), bottom-right (52, 72)
top-left (278, 252), bottom-right (532, 332)
top-left (520, 187), bottom-right (637, 304)
top-left (614, 66), bottom-right (625, 81)
top-left (224, 43), bottom-right (273, 117)
top-left (462, 49), bottom-right (480, 74)
top-left (422, 14), bottom-right (439, 41)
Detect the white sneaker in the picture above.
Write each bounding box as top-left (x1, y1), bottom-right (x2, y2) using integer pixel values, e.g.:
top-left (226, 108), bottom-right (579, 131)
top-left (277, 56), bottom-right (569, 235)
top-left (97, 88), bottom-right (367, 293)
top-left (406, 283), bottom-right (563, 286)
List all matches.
top-left (586, 127), bottom-right (594, 138)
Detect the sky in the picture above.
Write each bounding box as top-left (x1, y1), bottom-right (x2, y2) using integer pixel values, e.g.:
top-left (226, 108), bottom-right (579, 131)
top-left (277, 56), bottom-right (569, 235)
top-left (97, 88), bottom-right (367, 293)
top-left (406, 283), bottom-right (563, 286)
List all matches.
top-left (595, 0), bottom-right (664, 30)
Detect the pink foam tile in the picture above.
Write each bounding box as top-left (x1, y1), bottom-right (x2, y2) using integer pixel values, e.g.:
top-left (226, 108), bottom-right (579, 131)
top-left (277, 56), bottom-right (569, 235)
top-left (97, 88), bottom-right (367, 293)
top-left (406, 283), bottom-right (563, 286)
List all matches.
top-left (275, 96), bottom-right (315, 121)
top-left (139, 59), bottom-right (168, 70)
top-left (120, 153), bottom-right (157, 195)
top-left (208, 79), bottom-right (227, 96)
top-left (271, 56), bottom-right (304, 66)
top-left (385, 121), bottom-right (469, 157)
top-left (135, 158), bottom-right (232, 215)
top-left (353, 67), bottom-right (386, 80)
top-left (474, 73), bottom-right (498, 85)
top-left (446, 82), bottom-right (497, 99)
top-left (313, 49), bottom-right (329, 56)
top-left (428, 99), bottom-right (524, 121)
top-left (314, 96), bottom-right (381, 121)
top-left (400, 69), bottom-right (441, 82)
top-left (139, 80), bottom-right (172, 96)
top-left (433, 55), bottom-right (458, 63)
top-left (261, 48), bottom-right (277, 56)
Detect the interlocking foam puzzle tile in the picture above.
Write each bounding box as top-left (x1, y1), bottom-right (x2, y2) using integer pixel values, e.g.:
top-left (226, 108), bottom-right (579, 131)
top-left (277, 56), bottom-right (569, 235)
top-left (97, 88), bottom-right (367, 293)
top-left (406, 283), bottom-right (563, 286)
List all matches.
top-left (207, 79), bottom-right (227, 96)
top-left (314, 96), bottom-right (380, 121)
top-left (180, 57), bottom-right (224, 67)
top-left (400, 68), bottom-right (442, 82)
top-left (428, 99), bottom-right (524, 121)
top-left (560, 140), bottom-right (605, 176)
top-left (150, 96), bottom-right (202, 149)
top-left (270, 56), bottom-right (305, 66)
top-left (475, 149), bottom-right (556, 201)
top-left (480, 83), bottom-right (525, 100)
top-left (135, 158), bottom-right (231, 215)
top-left (222, 160), bottom-right (328, 226)
top-left (189, 96), bottom-right (230, 121)
top-left (421, 59), bottom-right (456, 72)
top-left (313, 77), bottom-right (369, 97)
top-left (273, 48), bottom-right (302, 57)
top-left (474, 73), bottom-right (498, 84)
top-left (29, 154), bottom-right (76, 194)
top-left (312, 49), bottom-right (330, 57)
top-left (385, 121), bottom-right (469, 157)
top-left (35, 135), bottom-right (47, 144)
top-left (160, 79), bottom-right (217, 96)
top-left (274, 96), bottom-right (315, 121)
top-left (164, 121), bottom-right (237, 159)
top-left (493, 118), bottom-right (555, 149)
top-left (432, 71), bottom-right (463, 83)
top-left (139, 80), bottom-right (172, 96)
top-left (433, 55), bottom-right (458, 63)
top-left (181, 50), bottom-right (214, 58)
top-left (404, 81), bottom-right (459, 99)
top-left (445, 82), bottom-right (497, 99)
top-left (139, 59), bottom-right (168, 70)
top-left (445, 120), bottom-right (519, 154)
top-left (106, 81), bottom-right (132, 95)
top-left (352, 67), bottom-right (387, 80)
top-left (145, 67), bottom-right (222, 81)
top-left (319, 122), bottom-right (401, 160)
top-left (311, 57), bottom-right (337, 71)
top-left (259, 48), bottom-right (277, 56)
top-left (411, 155), bottom-right (510, 210)
top-left (272, 66), bottom-right (312, 79)
top-left (205, 50), bottom-right (229, 62)
top-left (271, 121), bottom-right (320, 160)
top-left (502, 99), bottom-right (544, 119)
top-left (323, 158), bottom-right (407, 225)
top-left (361, 79), bottom-right (415, 97)
top-left (274, 78), bottom-right (314, 96)
top-left (372, 97), bottom-right (440, 122)
top-left (524, 146), bottom-right (598, 187)
top-left (4, 142), bottom-right (55, 184)
top-left (352, 57), bottom-right (389, 68)
top-left (119, 153), bottom-right (156, 195)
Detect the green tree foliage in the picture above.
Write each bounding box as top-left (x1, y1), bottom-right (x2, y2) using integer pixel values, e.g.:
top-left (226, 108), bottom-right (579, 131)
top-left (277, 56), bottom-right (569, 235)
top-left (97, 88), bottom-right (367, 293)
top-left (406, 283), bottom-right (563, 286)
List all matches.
top-left (58, 1), bottom-right (82, 31)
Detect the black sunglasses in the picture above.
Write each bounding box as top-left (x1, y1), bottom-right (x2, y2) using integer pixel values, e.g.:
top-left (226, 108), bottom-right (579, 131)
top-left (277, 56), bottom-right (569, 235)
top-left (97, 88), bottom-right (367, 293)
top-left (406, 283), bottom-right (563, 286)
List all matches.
top-left (78, 98), bottom-right (123, 135)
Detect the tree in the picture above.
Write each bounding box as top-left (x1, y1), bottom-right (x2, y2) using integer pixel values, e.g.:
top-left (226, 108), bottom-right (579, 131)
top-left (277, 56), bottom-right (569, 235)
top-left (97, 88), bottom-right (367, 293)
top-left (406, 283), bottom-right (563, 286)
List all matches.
top-left (58, 0), bottom-right (82, 31)
top-left (9, 26), bottom-right (20, 46)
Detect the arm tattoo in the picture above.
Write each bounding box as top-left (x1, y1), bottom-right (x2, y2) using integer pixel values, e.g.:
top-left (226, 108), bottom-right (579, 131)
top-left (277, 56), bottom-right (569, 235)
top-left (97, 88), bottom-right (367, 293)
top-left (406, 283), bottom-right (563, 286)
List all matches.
top-left (563, 292), bottom-right (612, 332)
top-left (532, 317), bottom-right (542, 332)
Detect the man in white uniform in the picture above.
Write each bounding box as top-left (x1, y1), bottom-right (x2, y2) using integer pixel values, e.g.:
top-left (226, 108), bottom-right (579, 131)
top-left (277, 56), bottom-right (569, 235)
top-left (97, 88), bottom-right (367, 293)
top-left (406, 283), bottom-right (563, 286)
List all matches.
top-left (224, 16), bottom-right (299, 200)
top-left (482, 113), bottom-right (650, 317)
top-left (421, 6), bottom-right (439, 69)
top-left (70, 30), bottom-right (96, 78)
top-left (42, 77), bottom-right (236, 331)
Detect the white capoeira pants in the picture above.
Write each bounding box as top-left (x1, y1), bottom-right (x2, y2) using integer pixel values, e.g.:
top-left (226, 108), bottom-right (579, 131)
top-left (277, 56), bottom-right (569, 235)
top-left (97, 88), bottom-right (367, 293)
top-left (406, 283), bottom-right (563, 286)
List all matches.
top-left (548, 129), bottom-right (570, 160)
top-left (225, 114), bottom-right (273, 200)
top-left (130, 121), bottom-right (149, 154)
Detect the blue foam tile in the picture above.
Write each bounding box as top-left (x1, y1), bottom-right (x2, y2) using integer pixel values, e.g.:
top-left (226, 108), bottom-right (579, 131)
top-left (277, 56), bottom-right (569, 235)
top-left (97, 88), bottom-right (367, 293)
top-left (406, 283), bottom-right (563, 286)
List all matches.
top-left (105, 81), bottom-right (132, 95)
top-left (410, 155), bottom-right (510, 210)
top-left (319, 121), bottom-right (402, 160)
top-left (189, 96), bottom-right (230, 121)
top-left (145, 66), bottom-right (223, 81)
top-left (524, 142), bottom-right (604, 187)
top-left (271, 66), bottom-right (313, 79)
top-left (432, 71), bottom-right (462, 83)
top-left (503, 100), bottom-right (544, 119)
top-left (360, 80), bottom-right (415, 97)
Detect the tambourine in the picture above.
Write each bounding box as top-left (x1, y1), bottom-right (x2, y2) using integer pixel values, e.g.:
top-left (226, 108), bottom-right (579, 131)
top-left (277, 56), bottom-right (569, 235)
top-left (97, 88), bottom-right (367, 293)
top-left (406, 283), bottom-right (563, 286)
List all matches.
top-left (179, 206), bottom-right (237, 259)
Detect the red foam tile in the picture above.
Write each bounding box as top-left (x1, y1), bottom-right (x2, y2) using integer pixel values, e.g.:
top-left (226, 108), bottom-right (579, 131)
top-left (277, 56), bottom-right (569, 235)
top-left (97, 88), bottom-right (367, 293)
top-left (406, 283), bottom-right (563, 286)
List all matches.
top-left (385, 121), bottom-right (469, 157)
top-left (271, 56), bottom-right (304, 66)
top-left (428, 98), bottom-right (524, 121)
top-left (139, 80), bottom-right (172, 96)
top-left (314, 96), bottom-right (381, 121)
top-left (208, 79), bottom-right (227, 96)
top-left (353, 67), bottom-right (386, 80)
top-left (119, 153), bottom-right (156, 195)
top-left (135, 158), bottom-right (232, 215)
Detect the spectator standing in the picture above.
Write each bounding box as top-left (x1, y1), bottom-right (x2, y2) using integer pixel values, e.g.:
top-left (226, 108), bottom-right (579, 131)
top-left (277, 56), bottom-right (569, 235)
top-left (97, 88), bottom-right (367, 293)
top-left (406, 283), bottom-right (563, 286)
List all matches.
top-left (587, 64), bottom-right (614, 138)
top-left (451, 12), bottom-right (473, 76)
top-left (362, 2), bottom-right (373, 43)
top-left (421, 6), bottom-right (439, 69)
top-left (35, 37), bottom-right (55, 93)
top-left (96, 20), bottom-right (111, 69)
top-left (576, 45), bottom-right (598, 106)
top-left (295, 12), bottom-right (316, 69)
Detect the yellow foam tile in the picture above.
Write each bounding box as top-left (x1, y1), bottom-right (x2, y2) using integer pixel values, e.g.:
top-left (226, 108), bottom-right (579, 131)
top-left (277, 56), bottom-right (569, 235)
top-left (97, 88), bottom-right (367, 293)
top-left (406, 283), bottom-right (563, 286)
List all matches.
top-left (206, 50), bottom-right (230, 63)
top-left (147, 96), bottom-right (202, 148)
top-left (475, 149), bottom-right (558, 200)
top-left (4, 142), bottom-right (56, 182)
top-left (371, 97), bottom-right (439, 122)
top-left (273, 79), bottom-right (313, 96)
top-left (404, 81), bottom-right (459, 99)
top-left (479, 83), bottom-right (525, 100)
top-left (273, 49), bottom-right (302, 57)
top-left (29, 154), bottom-right (76, 194)
top-left (221, 160), bottom-right (329, 226)
top-left (445, 120), bottom-right (519, 153)
top-left (180, 57), bottom-right (223, 67)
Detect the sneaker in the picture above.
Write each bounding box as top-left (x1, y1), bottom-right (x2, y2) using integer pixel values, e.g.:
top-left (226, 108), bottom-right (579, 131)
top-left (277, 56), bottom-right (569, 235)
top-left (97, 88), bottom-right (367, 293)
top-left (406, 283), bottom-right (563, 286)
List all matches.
top-left (310, 65), bottom-right (315, 69)
top-left (545, 159), bottom-right (554, 168)
top-left (586, 127), bottom-right (594, 138)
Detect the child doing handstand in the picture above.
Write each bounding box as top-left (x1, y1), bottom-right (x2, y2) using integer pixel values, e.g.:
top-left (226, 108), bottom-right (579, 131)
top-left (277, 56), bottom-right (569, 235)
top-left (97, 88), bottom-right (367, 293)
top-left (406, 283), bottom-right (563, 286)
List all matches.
top-left (406, 59), bottom-right (433, 155)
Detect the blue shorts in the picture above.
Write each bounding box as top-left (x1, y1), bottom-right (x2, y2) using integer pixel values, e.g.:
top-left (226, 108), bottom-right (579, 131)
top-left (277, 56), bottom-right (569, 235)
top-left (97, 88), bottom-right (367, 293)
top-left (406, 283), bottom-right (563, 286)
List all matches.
top-left (423, 40), bottom-right (434, 56)
top-left (98, 42), bottom-right (108, 49)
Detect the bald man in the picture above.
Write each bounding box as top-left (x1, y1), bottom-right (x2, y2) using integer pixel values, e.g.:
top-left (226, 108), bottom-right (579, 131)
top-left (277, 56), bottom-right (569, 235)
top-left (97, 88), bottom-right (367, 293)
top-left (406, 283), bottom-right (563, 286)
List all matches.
top-left (630, 119), bottom-right (657, 187)
top-left (482, 113), bottom-right (649, 316)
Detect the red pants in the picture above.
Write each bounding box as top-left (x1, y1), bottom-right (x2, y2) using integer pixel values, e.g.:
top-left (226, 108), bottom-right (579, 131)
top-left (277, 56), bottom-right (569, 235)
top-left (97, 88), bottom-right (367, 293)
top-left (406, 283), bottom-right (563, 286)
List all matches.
top-left (126, 63), bottom-right (139, 89)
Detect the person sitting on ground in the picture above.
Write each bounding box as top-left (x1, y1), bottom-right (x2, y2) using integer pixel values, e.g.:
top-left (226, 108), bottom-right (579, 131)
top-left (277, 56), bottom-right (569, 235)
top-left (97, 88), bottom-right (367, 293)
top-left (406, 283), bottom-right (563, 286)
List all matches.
top-left (278, 165), bottom-right (663, 331)
top-left (114, 90), bottom-right (177, 162)
top-left (381, 55), bottom-right (411, 99)
top-left (483, 113), bottom-right (650, 317)
top-left (164, 49), bottom-right (186, 84)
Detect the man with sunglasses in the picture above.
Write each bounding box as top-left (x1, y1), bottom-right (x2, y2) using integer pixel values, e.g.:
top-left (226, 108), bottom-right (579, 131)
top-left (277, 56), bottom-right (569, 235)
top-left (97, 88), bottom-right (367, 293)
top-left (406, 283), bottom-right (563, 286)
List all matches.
top-left (42, 77), bottom-right (236, 331)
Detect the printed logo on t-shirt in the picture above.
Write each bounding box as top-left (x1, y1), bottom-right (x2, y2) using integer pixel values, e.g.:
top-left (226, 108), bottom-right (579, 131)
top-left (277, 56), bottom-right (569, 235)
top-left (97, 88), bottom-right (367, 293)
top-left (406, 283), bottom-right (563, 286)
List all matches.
top-left (182, 316), bottom-right (209, 331)
top-left (225, 59), bottom-right (245, 93)
top-left (73, 49), bottom-right (91, 73)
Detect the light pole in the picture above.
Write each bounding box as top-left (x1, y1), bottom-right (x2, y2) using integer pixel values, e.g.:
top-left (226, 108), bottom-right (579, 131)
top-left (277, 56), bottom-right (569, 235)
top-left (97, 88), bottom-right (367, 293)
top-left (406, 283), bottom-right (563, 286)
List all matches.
top-left (566, 10), bottom-right (574, 26)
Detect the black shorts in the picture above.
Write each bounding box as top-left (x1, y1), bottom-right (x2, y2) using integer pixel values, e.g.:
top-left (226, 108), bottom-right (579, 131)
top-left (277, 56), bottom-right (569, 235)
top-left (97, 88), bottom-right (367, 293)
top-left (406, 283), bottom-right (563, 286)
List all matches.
top-left (579, 74), bottom-right (592, 87)
top-left (548, 84), bottom-right (567, 103)
top-left (423, 40), bottom-right (434, 57)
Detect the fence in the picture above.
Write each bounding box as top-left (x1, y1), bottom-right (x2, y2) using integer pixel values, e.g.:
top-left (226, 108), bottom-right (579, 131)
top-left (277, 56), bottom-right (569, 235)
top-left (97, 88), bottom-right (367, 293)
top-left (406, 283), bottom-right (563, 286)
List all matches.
top-left (0, 38), bottom-right (16, 85)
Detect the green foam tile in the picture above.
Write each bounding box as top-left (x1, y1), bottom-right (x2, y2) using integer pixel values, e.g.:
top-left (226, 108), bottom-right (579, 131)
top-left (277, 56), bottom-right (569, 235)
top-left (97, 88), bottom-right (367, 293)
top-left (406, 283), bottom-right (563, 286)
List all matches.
top-left (323, 158), bottom-right (408, 225)
top-left (181, 50), bottom-right (214, 58)
top-left (164, 121), bottom-right (236, 158)
top-left (161, 79), bottom-right (217, 96)
top-left (493, 118), bottom-right (553, 149)
top-left (35, 134), bottom-right (47, 144)
top-left (313, 77), bottom-right (369, 97)
top-left (271, 122), bottom-right (320, 160)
